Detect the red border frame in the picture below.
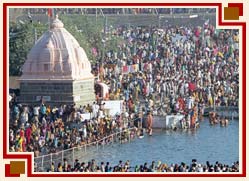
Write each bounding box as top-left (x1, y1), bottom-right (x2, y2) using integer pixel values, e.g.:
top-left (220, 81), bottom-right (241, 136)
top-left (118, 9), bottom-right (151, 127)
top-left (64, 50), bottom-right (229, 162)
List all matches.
top-left (3, 3), bottom-right (246, 177)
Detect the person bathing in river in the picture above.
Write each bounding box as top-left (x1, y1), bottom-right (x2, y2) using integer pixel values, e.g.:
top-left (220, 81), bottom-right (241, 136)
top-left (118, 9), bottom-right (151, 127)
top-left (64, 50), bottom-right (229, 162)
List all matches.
top-left (225, 117), bottom-right (229, 126)
top-left (220, 117), bottom-right (229, 127)
top-left (220, 117), bottom-right (225, 127)
top-left (209, 112), bottom-right (219, 125)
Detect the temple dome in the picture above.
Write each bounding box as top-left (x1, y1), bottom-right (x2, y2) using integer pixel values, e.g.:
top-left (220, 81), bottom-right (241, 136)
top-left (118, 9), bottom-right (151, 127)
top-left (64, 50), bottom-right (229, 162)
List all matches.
top-left (20, 16), bottom-right (93, 80)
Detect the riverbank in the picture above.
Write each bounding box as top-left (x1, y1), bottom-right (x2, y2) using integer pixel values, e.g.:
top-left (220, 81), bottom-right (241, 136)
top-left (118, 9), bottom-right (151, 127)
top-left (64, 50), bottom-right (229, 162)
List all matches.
top-left (34, 118), bottom-right (238, 172)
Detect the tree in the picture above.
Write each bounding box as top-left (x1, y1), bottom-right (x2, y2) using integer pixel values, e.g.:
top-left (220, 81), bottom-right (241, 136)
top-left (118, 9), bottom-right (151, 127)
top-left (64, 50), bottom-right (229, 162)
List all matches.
top-left (60, 15), bottom-right (105, 62)
top-left (9, 21), bottom-right (47, 76)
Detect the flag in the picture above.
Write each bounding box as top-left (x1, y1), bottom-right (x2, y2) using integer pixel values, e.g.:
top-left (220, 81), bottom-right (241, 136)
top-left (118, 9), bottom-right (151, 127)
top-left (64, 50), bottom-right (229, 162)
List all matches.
top-left (48, 8), bottom-right (53, 17)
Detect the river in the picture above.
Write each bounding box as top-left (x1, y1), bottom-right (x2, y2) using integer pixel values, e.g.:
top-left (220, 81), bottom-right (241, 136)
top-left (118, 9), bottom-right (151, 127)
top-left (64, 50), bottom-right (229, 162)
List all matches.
top-left (77, 118), bottom-right (239, 167)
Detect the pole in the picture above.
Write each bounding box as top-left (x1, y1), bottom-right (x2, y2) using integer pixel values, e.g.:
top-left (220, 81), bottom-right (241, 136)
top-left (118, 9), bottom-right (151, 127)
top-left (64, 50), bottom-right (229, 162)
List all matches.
top-left (95, 8), bottom-right (97, 23)
top-left (34, 28), bottom-right (37, 44)
top-left (62, 151), bottom-right (64, 163)
top-left (41, 156), bottom-right (44, 170)
top-left (50, 153), bottom-right (52, 166)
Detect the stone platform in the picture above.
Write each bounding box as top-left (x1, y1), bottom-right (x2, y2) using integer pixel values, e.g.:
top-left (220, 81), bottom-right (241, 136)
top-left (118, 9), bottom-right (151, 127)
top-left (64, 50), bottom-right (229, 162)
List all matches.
top-left (19, 79), bottom-right (95, 107)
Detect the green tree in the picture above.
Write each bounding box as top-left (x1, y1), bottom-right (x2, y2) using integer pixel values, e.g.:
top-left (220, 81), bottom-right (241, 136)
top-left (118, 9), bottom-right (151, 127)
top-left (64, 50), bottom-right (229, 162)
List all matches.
top-left (9, 21), bottom-right (47, 76)
top-left (60, 15), bottom-right (105, 62)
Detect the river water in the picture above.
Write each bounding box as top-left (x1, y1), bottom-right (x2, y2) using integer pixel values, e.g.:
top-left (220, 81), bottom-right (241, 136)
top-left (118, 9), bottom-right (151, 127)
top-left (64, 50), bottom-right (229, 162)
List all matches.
top-left (75, 118), bottom-right (239, 167)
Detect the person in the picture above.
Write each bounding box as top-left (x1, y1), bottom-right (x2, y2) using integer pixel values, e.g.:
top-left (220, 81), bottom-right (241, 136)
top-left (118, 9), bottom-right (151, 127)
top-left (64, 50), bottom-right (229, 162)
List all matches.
top-left (134, 165), bottom-right (139, 172)
top-left (147, 111), bottom-right (153, 136)
top-left (25, 124), bottom-right (32, 144)
top-left (50, 162), bottom-right (55, 172)
top-left (57, 163), bottom-right (63, 172)
top-left (92, 102), bottom-right (99, 118)
top-left (138, 107), bottom-right (143, 129)
top-left (224, 117), bottom-right (229, 126)
top-left (149, 161), bottom-right (156, 172)
top-left (40, 104), bottom-right (47, 119)
top-left (100, 162), bottom-right (105, 172)
top-left (105, 162), bottom-right (110, 172)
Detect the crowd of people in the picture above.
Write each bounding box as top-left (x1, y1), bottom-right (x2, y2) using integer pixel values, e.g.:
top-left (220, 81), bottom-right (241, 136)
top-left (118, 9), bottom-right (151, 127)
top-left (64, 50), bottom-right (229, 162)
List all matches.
top-left (9, 20), bottom-right (239, 172)
top-left (9, 102), bottom-right (141, 156)
top-left (44, 159), bottom-right (239, 172)
top-left (93, 21), bottom-right (239, 128)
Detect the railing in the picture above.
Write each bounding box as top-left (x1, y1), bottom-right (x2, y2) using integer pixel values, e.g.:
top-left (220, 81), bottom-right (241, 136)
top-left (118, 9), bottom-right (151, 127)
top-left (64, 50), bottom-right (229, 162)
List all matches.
top-left (34, 127), bottom-right (137, 172)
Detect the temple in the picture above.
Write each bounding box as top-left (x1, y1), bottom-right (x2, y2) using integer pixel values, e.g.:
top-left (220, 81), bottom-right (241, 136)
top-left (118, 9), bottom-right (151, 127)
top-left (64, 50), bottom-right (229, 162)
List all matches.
top-left (19, 15), bottom-right (95, 106)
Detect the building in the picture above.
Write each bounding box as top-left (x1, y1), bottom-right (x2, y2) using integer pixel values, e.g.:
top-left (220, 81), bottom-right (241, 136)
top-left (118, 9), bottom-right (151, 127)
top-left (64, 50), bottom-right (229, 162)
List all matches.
top-left (19, 15), bottom-right (95, 106)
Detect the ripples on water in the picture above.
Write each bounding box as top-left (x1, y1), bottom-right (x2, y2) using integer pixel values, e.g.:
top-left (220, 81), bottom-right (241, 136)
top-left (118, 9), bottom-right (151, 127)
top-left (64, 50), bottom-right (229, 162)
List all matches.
top-left (78, 119), bottom-right (239, 166)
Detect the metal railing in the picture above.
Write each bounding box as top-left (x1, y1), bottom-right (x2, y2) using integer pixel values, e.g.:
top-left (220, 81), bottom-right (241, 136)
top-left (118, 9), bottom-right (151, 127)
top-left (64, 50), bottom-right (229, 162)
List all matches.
top-left (34, 126), bottom-right (137, 172)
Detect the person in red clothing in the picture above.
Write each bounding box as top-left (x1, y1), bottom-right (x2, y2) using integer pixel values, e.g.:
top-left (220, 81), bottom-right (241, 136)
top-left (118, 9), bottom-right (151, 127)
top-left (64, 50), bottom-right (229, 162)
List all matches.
top-left (25, 125), bottom-right (32, 144)
top-left (20, 127), bottom-right (25, 138)
top-left (178, 97), bottom-right (185, 112)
